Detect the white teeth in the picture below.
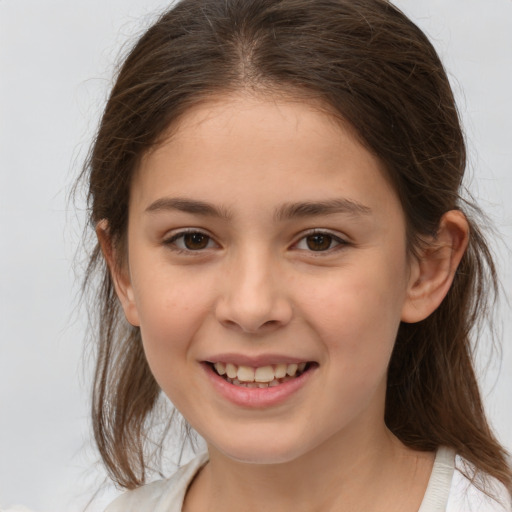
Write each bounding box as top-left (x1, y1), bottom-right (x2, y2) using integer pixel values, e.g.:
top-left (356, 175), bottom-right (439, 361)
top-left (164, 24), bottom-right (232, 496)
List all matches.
top-left (214, 362), bottom-right (226, 375)
top-left (214, 361), bottom-right (310, 384)
top-left (254, 365), bottom-right (275, 383)
top-left (286, 363), bottom-right (298, 376)
top-left (226, 363), bottom-right (238, 379)
top-left (274, 363), bottom-right (287, 379)
top-left (237, 365), bottom-right (255, 382)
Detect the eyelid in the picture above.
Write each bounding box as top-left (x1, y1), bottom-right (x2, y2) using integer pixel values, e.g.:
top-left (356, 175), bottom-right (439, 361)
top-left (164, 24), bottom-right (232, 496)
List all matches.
top-left (292, 229), bottom-right (349, 252)
top-left (163, 228), bottom-right (219, 252)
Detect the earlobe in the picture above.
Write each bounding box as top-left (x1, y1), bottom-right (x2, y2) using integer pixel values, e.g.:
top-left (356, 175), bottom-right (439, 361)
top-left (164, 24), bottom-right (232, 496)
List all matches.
top-left (96, 220), bottom-right (140, 327)
top-left (401, 210), bottom-right (469, 323)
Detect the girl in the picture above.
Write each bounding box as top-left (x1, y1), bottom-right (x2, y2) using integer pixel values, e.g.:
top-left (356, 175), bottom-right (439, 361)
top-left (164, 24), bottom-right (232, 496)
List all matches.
top-left (81, 0), bottom-right (512, 510)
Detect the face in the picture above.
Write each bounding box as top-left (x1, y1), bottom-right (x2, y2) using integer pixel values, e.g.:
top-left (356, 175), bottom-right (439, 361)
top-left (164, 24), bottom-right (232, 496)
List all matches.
top-left (116, 94), bottom-right (418, 464)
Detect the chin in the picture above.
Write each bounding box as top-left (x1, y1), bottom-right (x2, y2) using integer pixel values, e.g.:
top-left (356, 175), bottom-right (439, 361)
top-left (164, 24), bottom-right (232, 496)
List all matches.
top-left (220, 447), bottom-right (302, 465)
top-left (209, 432), bottom-right (312, 465)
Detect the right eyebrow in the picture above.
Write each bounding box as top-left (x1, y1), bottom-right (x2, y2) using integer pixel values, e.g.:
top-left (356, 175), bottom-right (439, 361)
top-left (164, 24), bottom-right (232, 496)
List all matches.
top-left (145, 197), bottom-right (232, 219)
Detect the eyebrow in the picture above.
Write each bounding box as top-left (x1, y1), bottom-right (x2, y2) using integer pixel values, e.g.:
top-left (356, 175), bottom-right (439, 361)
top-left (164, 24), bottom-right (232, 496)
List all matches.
top-left (274, 198), bottom-right (372, 221)
top-left (145, 197), bottom-right (232, 219)
top-left (145, 196), bottom-right (372, 220)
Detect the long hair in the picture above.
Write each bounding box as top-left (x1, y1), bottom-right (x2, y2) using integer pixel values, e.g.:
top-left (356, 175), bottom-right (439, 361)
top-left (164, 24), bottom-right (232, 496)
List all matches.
top-left (80, 0), bottom-right (511, 492)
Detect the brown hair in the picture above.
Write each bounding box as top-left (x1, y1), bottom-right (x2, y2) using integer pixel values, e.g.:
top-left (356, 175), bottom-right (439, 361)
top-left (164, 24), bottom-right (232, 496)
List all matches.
top-left (80, 0), bottom-right (511, 493)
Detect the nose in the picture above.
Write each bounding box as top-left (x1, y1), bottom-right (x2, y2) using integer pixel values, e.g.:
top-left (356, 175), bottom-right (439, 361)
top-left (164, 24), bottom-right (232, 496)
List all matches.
top-left (214, 248), bottom-right (293, 334)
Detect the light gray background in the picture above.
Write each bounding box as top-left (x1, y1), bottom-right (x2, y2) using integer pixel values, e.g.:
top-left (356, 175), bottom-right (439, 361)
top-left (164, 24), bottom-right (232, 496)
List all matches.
top-left (1, 1), bottom-right (511, 510)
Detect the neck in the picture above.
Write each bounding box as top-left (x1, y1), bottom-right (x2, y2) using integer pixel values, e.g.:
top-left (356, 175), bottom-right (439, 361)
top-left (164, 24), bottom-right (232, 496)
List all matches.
top-left (184, 422), bottom-right (434, 512)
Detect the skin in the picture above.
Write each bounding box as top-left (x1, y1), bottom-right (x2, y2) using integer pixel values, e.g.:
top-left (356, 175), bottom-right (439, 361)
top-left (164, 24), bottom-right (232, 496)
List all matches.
top-left (102, 93), bottom-right (469, 512)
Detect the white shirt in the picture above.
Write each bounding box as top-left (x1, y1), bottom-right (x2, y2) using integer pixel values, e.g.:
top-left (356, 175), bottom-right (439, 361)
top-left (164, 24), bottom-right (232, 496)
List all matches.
top-left (105, 447), bottom-right (512, 512)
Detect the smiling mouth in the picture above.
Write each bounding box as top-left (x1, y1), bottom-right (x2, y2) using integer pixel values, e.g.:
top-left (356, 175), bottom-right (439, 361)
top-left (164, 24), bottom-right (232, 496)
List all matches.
top-left (207, 361), bottom-right (316, 388)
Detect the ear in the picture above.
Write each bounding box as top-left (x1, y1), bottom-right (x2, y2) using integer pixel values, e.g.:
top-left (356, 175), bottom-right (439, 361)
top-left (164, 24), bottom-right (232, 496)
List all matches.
top-left (401, 210), bottom-right (469, 323)
top-left (96, 220), bottom-right (140, 327)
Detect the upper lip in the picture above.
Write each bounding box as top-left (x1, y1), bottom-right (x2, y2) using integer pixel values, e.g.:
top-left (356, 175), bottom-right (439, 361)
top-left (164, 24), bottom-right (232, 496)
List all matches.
top-left (203, 353), bottom-right (314, 367)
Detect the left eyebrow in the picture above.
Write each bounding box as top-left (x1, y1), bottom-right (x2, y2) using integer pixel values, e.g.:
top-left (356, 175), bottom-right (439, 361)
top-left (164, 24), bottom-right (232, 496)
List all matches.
top-left (274, 198), bottom-right (372, 221)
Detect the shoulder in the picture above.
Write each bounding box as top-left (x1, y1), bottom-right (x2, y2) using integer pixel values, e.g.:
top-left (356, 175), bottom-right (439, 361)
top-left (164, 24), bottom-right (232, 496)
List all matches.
top-left (104, 452), bottom-right (209, 512)
top-left (447, 455), bottom-right (512, 512)
top-left (420, 447), bottom-right (511, 512)
top-left (104, 479), bottom-right (169, 512)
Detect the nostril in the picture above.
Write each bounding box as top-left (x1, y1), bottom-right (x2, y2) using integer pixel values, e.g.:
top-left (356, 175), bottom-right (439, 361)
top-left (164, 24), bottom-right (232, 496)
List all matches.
top-left (214, 286), bottom-right (293, 333)
top-left (220, 317), bottom-right (282, 334)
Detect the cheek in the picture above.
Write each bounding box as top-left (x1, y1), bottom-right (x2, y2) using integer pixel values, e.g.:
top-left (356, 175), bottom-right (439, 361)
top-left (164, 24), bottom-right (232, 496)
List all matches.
top-left (131, 269), bottom-right (212, 382)
top-left (299, 260), bottom-right (408, 374)
top-left (294, 269), bottom-right (407, 434)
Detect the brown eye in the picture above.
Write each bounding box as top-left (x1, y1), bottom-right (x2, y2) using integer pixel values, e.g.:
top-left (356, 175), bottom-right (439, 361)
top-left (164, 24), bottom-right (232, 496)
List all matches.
top-left (294, 231), bottom-right (347, 253)
top-left (183, 232), bottom-right (210, 250)
top-left (165, 230), bottom-right (216, 252)
top-left (305, 234), bottom-right (334, 251)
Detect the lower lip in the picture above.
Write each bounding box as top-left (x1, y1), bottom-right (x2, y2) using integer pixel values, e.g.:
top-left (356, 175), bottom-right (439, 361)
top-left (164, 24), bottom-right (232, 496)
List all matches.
top-left (202, 363), bottom-right (316, 408)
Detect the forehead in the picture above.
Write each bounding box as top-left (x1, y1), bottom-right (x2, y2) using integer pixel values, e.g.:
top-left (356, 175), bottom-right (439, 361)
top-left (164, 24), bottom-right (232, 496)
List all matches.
top-left (132, 93), bottom-right (401, 220)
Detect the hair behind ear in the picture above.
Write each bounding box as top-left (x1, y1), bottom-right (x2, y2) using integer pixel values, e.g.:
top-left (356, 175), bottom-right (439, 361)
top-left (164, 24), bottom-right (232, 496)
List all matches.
top-left (88, 222), bottom-right (160, 488)
top-left (92, 320), bottom-right (161, 489)
top-left (386, 213), bottom-right (511, 493)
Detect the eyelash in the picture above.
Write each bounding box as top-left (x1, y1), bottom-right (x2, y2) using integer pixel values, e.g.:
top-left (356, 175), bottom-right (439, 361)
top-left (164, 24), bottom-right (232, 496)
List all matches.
top-left (293, 229), bottom-right (348, 253)
top-left (163, 229), bottom-right (218, 254)
top-left (162, 229), bottom-right (349, 254)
